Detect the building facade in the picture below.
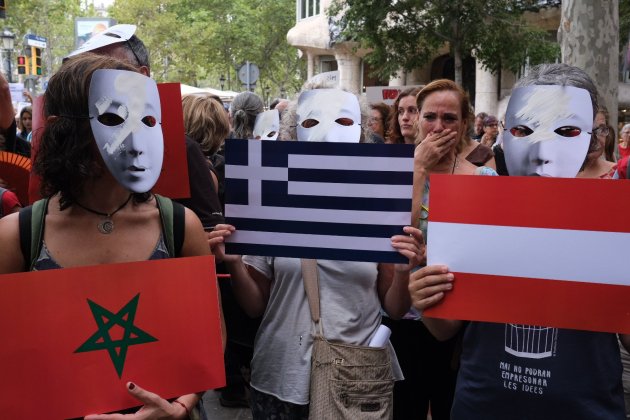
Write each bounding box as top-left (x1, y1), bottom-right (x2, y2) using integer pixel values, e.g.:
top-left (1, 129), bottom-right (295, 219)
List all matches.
top-left (287, 1), bottom-right (630, 125)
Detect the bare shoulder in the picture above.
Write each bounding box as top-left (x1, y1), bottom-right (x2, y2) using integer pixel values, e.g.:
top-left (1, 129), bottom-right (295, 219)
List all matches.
top-left (0, 212), bottom-right (26, 273)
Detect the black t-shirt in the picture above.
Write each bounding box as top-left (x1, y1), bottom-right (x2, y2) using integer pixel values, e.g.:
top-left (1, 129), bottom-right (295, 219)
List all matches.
top-left (453, 321), bottom-right (625, 419)
top-left (174, 136), bottom-right (224, 229)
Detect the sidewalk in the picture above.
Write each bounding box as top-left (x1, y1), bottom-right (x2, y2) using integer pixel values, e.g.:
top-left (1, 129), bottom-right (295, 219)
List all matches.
top-left (202, 390), bottom-right (253, 420)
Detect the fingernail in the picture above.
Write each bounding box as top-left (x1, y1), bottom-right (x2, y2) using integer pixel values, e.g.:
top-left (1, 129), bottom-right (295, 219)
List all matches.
top-left (446, 283), bottom-right (453, 290)
top-left (128, 382), bottom-right (135, 390)
top-left (447, 274), bottom-right (454, 281)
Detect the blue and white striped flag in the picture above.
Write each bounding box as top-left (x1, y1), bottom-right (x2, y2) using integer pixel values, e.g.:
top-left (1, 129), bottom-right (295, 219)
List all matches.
top-left (224, 139), bottom-right (414, 263)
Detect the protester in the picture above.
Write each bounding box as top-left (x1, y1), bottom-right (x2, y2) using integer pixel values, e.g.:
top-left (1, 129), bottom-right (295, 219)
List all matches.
top-left (17, 106), bottom-right (32, 142)
top-left (387, 79), bottom-right (496, 420)
top-left (387, 87), bottom-right (421, 144)
top-left (230, 92), bottom-right (264, 139)
top-left (578, 109), bottom-right (616, 179)
top-left (471, 112), bottom-right (488, 141)
top-left (480, 115), bottom-right (500, 148)
top-left (0, 53), bottom-right (220, 419)
top-left (211, 85), bottom-right (423, 419)
top-left (409, 63), bottom-right (628, 419)
top-left (369, 102), bottom-right (391, 143)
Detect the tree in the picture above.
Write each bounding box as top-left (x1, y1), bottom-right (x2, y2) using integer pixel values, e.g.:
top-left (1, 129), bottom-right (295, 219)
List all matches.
top-left (109, 0), bottom-right (305, 99)
top-left (559, 0), bottom-right (619, 128)
top-left (329, 0), bottom-right (560, 86)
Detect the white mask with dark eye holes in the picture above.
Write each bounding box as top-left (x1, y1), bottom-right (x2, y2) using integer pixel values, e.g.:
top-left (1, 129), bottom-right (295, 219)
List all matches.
top-left (296, 89), bottom-right (361, 143)
top-left (503, 85), bottom-right (592, 178)
top-left (89, 69), bottom-right (164, 193)
top-left (253, 109), bottom-right (279, 140)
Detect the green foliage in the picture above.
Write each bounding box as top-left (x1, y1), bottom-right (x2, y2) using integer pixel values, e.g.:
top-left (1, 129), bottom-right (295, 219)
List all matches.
top-left (109, 0), bottom-right (305, 98)
top-left (621, 0), bottom-right (630, 52)
top-left (330, 0), bottom-right (560, 82)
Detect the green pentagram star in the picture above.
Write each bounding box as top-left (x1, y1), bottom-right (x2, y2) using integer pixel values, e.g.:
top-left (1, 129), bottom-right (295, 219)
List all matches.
top-left (75, 293), bottom-right (158, 378)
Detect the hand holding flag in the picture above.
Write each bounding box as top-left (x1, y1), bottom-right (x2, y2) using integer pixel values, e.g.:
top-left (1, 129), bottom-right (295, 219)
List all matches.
top-left (84, 382), bottom-right (192, 419)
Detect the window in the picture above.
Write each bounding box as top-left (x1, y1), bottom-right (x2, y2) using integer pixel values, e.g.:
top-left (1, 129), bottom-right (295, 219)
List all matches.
top-left (320, 56), bottom-right (337, 73)
top-left (298, 0), bottom-right (320, 20)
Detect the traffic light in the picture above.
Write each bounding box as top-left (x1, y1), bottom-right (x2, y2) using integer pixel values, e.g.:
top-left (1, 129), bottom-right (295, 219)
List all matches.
top-left (17, 56), bottom-right (29, 75)
top-left (30, 46), bottom-right (42, 76)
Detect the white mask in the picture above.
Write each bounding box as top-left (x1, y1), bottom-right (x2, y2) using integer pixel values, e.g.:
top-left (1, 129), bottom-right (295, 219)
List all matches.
top-left (253, 110), bottom-right (279, 140)
top-left (503, 85), bottom-right (592, 178)
top-left (89, 69), bottom-right (164, 192)
top-left (296, 89), bottom-right (361, 143)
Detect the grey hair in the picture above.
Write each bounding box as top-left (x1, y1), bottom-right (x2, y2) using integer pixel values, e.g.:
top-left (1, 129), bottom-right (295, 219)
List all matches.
top-left (278, 81), bottom-right (373, 142)
top-left (230, 92), bottom-right (264, 139)
top-left (514, 63), bottom-right (599, 116)
top-left (622, 124), bottom-right (630, 134)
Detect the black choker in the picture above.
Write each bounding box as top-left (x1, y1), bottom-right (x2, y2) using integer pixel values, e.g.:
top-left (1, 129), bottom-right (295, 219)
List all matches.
top-left (74, 194), bottom-right (133, 234)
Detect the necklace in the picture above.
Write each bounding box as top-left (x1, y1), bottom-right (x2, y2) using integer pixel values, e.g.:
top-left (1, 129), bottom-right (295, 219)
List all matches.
top-left (74, 194), bottom-right (133, 234)
top-left (451, 156), bottom-right (458, 174)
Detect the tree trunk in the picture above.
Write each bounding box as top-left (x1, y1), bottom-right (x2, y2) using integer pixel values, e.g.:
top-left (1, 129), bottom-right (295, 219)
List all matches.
top-left (454, 47), bottom-right (463, 87)
top-left (559, 0), bottom-right (619, 134)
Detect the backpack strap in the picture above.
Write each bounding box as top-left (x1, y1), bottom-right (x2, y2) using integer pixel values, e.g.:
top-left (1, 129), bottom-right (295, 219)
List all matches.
top-left (18, 198), bottom-right (48, 271)
top-left (155, 194), bottom-right (186, 257)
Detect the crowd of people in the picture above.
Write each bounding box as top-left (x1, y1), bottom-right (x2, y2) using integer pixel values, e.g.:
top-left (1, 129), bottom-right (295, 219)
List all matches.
top-left (0, 23), bottom-right (629, 420)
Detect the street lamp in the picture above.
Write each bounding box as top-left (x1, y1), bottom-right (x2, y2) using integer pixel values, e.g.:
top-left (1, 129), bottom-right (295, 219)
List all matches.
top-left (219, 74), bottom-right (225, 91)
top-left (1, 28), bottom-right (15, 83)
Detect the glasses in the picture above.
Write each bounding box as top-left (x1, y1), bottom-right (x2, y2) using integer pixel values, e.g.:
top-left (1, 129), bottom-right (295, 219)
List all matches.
top-left (593, 126), bottom-right (610, 136)
top-left (397, 106), bottom-right (418, 116)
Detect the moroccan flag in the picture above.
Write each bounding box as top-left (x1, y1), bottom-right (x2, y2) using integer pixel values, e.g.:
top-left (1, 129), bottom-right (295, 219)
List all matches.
top-left (425, 175), bottom-right (630, 334)
top-left (0, 256), bottom-right (224, 419)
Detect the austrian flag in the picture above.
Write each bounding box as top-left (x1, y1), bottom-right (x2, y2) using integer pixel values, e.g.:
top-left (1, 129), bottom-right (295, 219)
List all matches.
top-left (425, 175), bottom-right (630, 334)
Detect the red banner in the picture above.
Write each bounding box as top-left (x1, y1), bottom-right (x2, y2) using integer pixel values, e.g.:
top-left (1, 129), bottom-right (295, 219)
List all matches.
top-left (28, 83), bottom-right (190, 204)
top-left (425, 175), bottom-right (630, 334)
top-left (0, 256), bottom-right (224, 419)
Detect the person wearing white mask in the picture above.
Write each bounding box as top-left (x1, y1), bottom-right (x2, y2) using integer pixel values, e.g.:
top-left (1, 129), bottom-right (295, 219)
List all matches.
top-left (211, 85), bottom-right (422, 419)
top-left (252, 109), bottom-right (280, 140)
top-left (409, 63), bottom-right (629, 419)
top-left (0, 54), bottom-right (219, 420)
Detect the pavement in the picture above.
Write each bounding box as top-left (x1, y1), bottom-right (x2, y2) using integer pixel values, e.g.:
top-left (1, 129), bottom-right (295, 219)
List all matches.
top-left (202, 389), bottom-right (253, 420)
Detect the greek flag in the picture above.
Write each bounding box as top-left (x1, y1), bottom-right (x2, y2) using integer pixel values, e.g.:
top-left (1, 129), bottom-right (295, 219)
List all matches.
top-left (224, 139), bottom-right (414, 263)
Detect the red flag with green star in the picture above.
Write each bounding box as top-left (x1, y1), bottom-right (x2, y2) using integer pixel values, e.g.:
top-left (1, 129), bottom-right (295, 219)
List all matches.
top-left (0, 256), bottom-right (224, 419)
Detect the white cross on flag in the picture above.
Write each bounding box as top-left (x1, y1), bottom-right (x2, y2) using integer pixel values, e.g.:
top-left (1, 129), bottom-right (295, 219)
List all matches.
top-left (426, 174), bottom-right (630, 334)
top-left (224, 139), bottom-right (414, 263)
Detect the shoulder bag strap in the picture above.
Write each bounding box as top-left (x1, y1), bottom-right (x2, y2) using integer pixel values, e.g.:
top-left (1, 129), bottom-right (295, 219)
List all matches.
top-left (301, 258), bottom-right (324, 336)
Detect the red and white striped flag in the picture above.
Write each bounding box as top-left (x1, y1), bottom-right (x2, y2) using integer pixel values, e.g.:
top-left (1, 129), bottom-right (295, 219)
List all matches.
top-left (425, 174), bottom-right (630, 334)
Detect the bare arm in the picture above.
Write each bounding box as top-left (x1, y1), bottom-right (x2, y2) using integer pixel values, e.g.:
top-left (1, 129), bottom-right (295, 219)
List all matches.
top-left (209, 224), bottom-right (271, 318)
top-left (0, 212), bottom-right (25, 274)
top-left (620, 334), bottom-right (630, 353)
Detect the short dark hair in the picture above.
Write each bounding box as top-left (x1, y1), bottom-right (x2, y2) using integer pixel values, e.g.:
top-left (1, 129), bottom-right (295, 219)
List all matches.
top-left (125, 35), bottom-right (150, 68)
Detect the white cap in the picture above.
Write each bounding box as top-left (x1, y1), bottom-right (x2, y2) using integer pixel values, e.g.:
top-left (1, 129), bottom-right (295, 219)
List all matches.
top-left (65, 24), bottom-right (137, 59)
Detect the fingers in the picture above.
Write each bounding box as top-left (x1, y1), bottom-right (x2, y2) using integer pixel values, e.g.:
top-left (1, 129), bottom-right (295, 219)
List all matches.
top-left (126, 382), bottom-right (163, 408)
top-left (408, 265), bottom-right (454, 311)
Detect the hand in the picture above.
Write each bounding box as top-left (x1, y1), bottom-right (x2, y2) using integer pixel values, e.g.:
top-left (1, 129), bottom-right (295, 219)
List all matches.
top-left (23, 90), bottom-right (33, 103)
top-left (390, 226), bottom-right (425, 272)
top-left (414, 129), bottom-right (458, 171)
top-left (84, 382), bottom-right (189, 419)
top-left (208, 224), bottom-right (241, 263)
top-left (408, 265), bottom-right (454, 311)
